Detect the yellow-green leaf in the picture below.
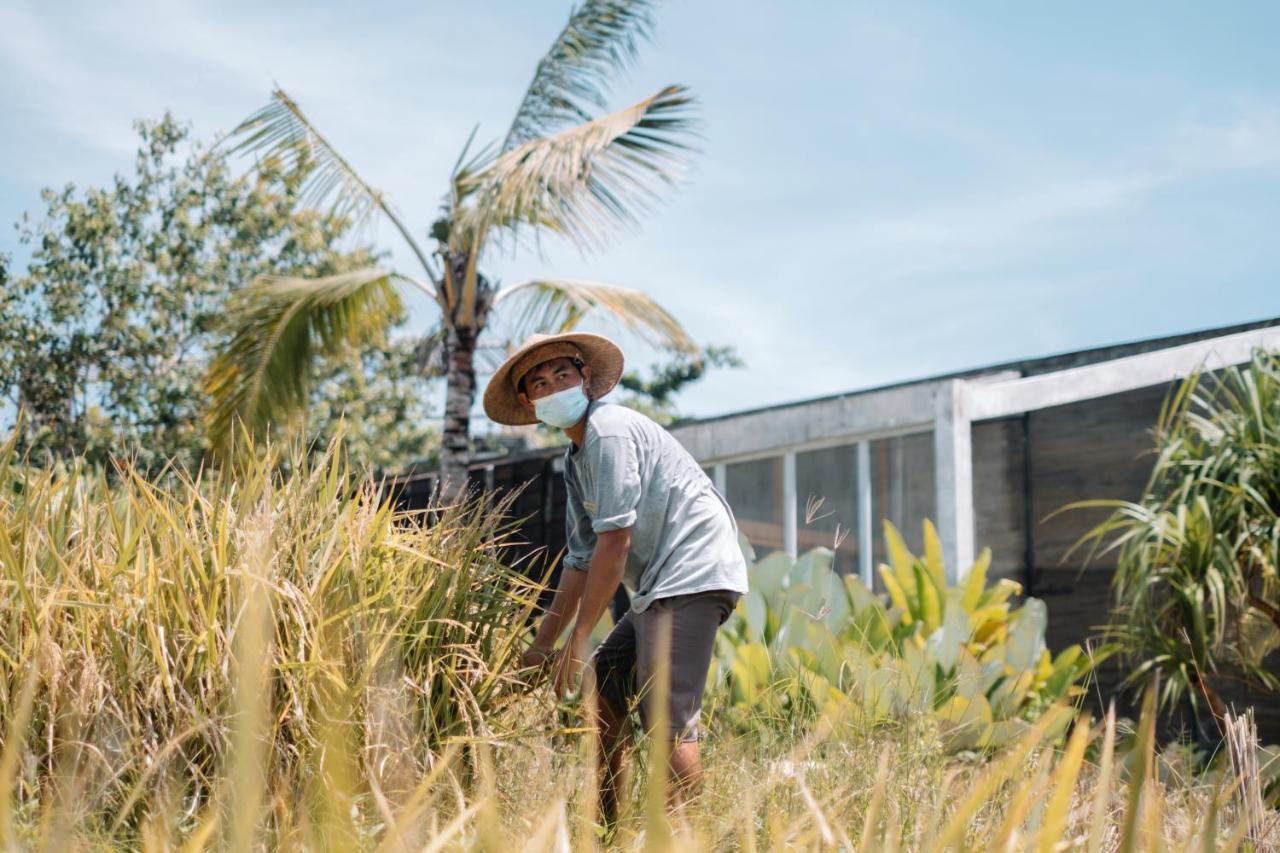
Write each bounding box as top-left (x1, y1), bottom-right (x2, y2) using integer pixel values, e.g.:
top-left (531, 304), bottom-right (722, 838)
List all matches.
top-left (961, 547), bottom-right (991, 611)
top-left (878, 564), bottom-right (913, 626)
top-left (922, 519), bottom-right (947, 591)
top-left (883, 520), bottom-right (916, 600)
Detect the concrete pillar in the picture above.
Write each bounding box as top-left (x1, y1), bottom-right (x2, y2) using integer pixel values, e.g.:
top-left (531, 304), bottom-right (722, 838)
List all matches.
top-left (857, 440), bottom-right (873, 587)
top-left (934, 380), bottom-right (975, 583)
top-left (783, 452), bottom-right (797, 560)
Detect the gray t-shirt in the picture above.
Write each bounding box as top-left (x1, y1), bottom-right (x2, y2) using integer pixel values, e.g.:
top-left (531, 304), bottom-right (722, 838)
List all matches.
top-left (562, 400), bottom-right (749, 612)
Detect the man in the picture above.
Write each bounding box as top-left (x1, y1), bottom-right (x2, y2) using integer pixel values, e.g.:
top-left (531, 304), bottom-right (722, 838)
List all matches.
top-left (481, 331), bottom-right (749, 824)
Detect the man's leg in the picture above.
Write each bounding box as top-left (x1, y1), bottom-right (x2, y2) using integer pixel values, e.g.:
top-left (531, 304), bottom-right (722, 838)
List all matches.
top-left (668, 739), bottom-right (702, 807)
top-left (635, 591), bottom-right (739, 809)
top-left (593, 688), bottom-right (630, 826)
top-left (587, 609), bottom-right (638, 827)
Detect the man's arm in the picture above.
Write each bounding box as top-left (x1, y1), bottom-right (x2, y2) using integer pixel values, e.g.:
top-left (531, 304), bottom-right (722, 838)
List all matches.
top-left (527, 566), bottom-right (588, 659)
top-left (553, 527), bottom-right (631, 696)
top-left (527, 470), bottom-right (597, 666)
top-left (570, 527), bottom-right (631, 647)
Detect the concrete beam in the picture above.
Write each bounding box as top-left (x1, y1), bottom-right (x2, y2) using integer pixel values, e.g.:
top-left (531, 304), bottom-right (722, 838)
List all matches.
top-left (968, 326), bottom-right (1280, 421)
top-left (669, 381), bottom-right (943, 463)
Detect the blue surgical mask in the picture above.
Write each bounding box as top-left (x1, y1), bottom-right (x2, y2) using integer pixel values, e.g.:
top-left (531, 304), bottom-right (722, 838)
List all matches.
top-left (533, 383), bottom-right (589, 429)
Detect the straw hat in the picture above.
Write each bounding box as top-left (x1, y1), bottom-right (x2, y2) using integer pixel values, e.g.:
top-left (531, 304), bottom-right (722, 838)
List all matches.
top-left (482, 332), bottom-right (625, 426)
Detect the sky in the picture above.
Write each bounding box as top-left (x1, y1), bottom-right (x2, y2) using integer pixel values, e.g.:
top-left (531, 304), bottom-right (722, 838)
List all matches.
top-left (4, 0), bottom-right (1280, 427)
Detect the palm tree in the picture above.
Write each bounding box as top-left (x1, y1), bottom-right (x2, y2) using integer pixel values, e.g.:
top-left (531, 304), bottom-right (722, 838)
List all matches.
top-left (203, 0), bottom-right (698, 495)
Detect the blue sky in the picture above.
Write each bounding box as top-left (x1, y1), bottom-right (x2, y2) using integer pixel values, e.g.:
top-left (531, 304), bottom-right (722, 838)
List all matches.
top-left (4, 1), bottom-right (1280, 425)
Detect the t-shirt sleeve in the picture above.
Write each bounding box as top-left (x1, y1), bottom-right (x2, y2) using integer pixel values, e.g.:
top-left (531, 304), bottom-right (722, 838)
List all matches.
top-left (586, 435), bottom-right (641, 533)
top-left (563, 477), bottom-right (595, 573)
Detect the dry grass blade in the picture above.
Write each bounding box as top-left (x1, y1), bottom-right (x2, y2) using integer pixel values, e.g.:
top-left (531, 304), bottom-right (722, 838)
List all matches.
top-left (1120, 682), bottom-right (1159, 853)
top-left (1037, 714), bottom-right (1093, 851)
top-left (857, 746), bottom-right (892, 853)
top-left (932, 704), bottom-right (1073, 849)
top-left (1086, 704), bottom-right (1117, 853)
top-left (0, 639), bottom-right (42, 848)
top-left (227, 500), bottom-right (274, 851)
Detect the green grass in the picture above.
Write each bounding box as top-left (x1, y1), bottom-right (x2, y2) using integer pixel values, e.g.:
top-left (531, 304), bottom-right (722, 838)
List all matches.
top-left (0, 432), bottom-right (1275, 849)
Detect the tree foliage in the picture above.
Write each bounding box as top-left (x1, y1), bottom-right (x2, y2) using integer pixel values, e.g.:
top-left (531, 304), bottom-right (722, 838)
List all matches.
top-left (0, 115), bottom-right (437, 475)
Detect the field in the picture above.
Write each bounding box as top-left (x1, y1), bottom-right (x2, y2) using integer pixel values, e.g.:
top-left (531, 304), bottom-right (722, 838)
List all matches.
top-left (0, 435), bottom-right (1275, 850)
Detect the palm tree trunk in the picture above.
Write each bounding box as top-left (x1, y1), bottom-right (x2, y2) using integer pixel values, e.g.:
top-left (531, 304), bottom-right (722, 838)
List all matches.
top-left (439, 324), bottom-right (478, 501)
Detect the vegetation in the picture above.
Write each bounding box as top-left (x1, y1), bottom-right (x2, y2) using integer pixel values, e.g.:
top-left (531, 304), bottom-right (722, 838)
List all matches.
top-left (0, 115), bottom-right (439, 477)
top-left (0, 431), bottom-right (1275, 847)
top-left (203, 0), bottom-right (713, 493)
top-left (0, 427), bottom-right (537, 846)
top-left (709, 522), bottom-right (1097, 751)
top-left (1072, 349), bottom-right (1280, 729)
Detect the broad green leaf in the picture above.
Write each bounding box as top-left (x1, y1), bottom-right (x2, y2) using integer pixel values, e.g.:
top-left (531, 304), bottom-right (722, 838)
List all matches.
top-left (922, 519), bottom-right (947, 591)
top-left (744, 589), bottom-right (768, 644)
top-left (914, 561), bottom-right (942, 631)
top-left (1006, 599), bottom-right (1048, 673)
top-left (961, 547), bottom-right (992, 611)
top-left (926, 592), bottom-right (971, 672)
top-left (883, 520), bottom-right (916, 600)
top-left (878, 565), bottom-right (913, 626)
top-left (937, 694), bottom-right (995, 752)
top-left (751, 551), bottom-right (791, 602)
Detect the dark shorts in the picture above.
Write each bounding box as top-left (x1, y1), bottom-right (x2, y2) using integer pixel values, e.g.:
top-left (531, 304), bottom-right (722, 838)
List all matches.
top-left (589, 589), bottom-right (740, 743)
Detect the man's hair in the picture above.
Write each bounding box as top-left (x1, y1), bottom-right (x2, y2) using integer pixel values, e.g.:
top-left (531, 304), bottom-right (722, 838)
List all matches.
top-left (517, 355), bottom-right (585, 396)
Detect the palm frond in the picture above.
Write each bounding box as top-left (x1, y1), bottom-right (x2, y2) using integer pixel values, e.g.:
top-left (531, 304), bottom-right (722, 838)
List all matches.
top-left (459, 86), bottom-right (696, 252)
top-left (502, 0), bottom-right (657, 152)
top-left (492, 278), bottom-right (695, 354)
top-left (228, 89), bottom-right (439, 287)
top-left (203, 268), bottom-right (405, 449)
top-left (411, 326), bottom-right (449, 377)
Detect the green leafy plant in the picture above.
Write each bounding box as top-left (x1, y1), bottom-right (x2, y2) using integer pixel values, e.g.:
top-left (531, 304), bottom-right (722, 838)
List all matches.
top-left (709, 520), bottom-right (1102, 751)
top-left (1069, 349), bottom-right (1280, 729)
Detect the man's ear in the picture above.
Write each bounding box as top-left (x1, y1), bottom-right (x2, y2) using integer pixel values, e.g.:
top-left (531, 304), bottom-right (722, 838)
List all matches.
top-left (517, 391), bottom-right (534, 413)
top-left (580, 364), bottom-right (594, 398)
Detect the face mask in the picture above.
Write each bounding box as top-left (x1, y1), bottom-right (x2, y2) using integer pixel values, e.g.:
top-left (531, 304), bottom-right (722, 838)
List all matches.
top-left (533, 383), bottom-right (590, 429)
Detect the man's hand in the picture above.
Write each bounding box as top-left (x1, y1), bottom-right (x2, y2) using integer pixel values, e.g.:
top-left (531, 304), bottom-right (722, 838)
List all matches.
top-left (519, 644), bottom-right (555, 686)
top-left (552, 634), bottom-right (591, 700)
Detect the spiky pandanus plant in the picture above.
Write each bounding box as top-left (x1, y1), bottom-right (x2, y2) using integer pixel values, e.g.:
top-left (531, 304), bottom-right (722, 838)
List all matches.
top-left (203, 1), bottom-right (698, 495)
top-left (1071, 349), bottom-right (1280, 732)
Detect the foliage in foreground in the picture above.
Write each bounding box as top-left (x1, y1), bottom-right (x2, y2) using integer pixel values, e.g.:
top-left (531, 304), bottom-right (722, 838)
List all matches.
top-left (0, 439), bottom-right (1276, 848)
top-left (1072, 349), bottom-right (1280, 726)
top-left (0, 431), bottom-right (536, 845)
top-left (710, 521), bottom-right (1098, 751)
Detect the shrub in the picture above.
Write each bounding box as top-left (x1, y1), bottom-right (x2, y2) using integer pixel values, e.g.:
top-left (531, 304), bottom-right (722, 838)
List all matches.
top-left (708, 520), bottom-right (1101, 750)
top-left (1072, 349), bottom-right (1280, 728)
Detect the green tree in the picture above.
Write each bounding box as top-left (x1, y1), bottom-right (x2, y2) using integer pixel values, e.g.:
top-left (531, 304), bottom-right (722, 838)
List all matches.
top-left (1073, 350), bottom-right (1280, 731)
top-left (204, 0), bottom-right (701, 497)
top-left (616, 343), bottom-right (743, 425)
top-left (0, 115), bottom-right (437, 475)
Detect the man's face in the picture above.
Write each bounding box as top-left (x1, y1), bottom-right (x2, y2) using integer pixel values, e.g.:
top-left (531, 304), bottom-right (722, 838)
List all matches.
top-left (517, 355), bottom-right (593, 416)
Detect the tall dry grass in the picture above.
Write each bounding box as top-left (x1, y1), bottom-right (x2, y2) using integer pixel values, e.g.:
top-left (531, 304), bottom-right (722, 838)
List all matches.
top-left (0, 431), bottom-right (539, 847)
top-left (0, 430), bottom-right (1276, 849)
